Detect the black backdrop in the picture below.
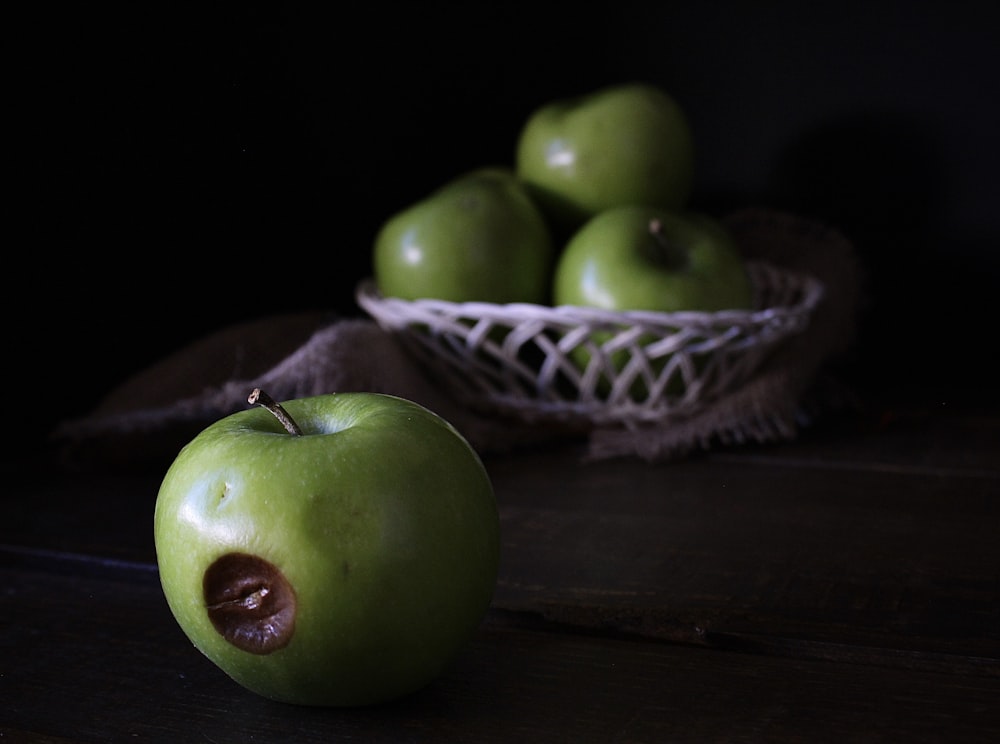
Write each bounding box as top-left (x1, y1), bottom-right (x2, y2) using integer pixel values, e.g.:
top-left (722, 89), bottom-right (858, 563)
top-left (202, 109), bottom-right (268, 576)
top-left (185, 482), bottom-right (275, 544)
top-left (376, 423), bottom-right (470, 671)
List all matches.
top-left (9, 2), bottom-right (999, 456)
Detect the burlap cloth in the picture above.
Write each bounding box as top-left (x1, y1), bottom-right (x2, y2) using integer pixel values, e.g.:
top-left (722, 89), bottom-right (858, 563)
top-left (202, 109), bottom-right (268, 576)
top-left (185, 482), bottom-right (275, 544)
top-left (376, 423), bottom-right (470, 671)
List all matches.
top-left (53, 208), bottom-right (862, 469)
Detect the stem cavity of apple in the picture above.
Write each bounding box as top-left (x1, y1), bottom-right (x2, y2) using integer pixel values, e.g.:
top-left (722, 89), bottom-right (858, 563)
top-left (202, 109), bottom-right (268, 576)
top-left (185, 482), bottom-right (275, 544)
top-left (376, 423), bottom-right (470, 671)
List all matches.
top-left (648, 218), bottom-right (687, 270)
top-left (248, 388), bottom-right (303, 436)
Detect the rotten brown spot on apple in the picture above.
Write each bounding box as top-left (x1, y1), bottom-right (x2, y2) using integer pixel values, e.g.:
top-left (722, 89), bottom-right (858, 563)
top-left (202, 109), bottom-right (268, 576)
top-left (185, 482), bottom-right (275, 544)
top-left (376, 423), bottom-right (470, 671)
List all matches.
top-left (203, 552), bottom-right (296, 654)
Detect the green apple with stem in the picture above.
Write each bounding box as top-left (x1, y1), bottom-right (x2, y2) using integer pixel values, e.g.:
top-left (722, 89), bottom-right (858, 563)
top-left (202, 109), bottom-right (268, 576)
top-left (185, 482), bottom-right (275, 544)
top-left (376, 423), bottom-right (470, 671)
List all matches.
top-left (373, 166), bottom-right (554, 304)
top-left (552, 205), bottom-right (753, 400)
top-left (154, 389), bottom-right (500, 707)
top-left (515, 82), bottom-right (695, 238)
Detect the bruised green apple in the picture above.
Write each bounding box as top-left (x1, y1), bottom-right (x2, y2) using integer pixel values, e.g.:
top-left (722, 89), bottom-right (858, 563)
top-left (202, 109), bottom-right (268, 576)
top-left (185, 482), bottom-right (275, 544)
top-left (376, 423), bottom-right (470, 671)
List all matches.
top-left (373, 167), bottom-right (554, 304)
top-left (154, 390), bottom-right (500, 707)
top-left (553, 205), bottom-right (753, 399)
top-left (515, 82), bottom-right (695, 237)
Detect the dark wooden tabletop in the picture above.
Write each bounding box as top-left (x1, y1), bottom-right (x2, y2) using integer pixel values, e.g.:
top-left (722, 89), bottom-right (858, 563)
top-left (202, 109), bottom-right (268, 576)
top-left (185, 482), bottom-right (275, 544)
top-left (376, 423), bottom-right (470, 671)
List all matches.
top-left (3, 391), bottom-right (998, 742)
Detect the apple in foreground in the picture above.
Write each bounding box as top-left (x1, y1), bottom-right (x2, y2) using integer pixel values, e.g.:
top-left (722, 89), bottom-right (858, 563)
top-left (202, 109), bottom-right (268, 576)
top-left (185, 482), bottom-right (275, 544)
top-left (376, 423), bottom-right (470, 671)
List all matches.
top-left (154, 390), bottom-right (500, 707)
top-left (515, 82), bottom-right (695, 237)
top-left (373, 166), bottom-right (554, 304)
top-left (552, 205), bottom-right (754, 399)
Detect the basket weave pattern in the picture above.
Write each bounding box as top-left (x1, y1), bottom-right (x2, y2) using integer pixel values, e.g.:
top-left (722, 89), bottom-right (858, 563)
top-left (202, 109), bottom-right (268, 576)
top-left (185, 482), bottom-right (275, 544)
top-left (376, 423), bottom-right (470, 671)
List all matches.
top-left (356, 260), bottom-right (824, 427)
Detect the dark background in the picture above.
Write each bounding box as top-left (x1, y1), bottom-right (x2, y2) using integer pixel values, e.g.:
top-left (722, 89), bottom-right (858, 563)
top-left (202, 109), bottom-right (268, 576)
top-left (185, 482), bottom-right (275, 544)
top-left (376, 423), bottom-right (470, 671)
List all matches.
top-left (9, 2), bottom-right (999, 456)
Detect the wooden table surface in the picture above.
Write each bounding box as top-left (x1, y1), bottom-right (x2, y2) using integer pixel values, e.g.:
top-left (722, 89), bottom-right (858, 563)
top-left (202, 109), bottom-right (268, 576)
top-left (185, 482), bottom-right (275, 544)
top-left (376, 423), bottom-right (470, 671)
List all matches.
top-left (2, 392), bottom-right (998, 742)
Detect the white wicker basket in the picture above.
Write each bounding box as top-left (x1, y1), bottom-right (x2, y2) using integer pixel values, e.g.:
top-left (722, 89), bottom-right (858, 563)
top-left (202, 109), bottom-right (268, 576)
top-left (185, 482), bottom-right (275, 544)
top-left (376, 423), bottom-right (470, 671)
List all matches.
top-left (356, 260), bottom-right (824, 427)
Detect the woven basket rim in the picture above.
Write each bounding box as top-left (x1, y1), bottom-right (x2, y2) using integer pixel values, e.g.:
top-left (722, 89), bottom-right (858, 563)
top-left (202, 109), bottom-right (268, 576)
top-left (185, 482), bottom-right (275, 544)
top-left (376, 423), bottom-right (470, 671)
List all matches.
top-left (356, 260), bottom-right (823, 329)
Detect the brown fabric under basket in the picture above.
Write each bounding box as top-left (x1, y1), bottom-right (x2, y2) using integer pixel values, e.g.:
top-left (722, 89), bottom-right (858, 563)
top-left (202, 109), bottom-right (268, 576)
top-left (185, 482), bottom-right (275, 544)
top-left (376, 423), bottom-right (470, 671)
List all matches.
top-left (53, 208), bottom-right (862, 468)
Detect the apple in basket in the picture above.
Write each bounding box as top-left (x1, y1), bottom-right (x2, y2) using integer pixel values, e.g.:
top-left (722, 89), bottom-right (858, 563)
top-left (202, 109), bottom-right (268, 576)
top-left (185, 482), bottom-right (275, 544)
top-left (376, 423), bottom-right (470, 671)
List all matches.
top-left (373, 167), bottom-right (555, 304)
top-left (516, 82), bottom-right (695, 238)
top-left (154, 390), bottom-right (500, 707)
top-left (552, 205), bottom-right (754, 400)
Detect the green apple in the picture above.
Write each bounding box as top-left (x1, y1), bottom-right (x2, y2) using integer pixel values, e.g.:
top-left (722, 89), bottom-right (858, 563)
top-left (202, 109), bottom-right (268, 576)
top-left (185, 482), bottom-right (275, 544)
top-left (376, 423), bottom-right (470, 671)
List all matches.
top-left (515, 82), bottom-right (695, 237)
top-left (552, 205), bottom-right (753, 399)
top-left (554, 206), bottom-right (752, 313)
top-left (373, 167), bottom-right (554, 304)
top-left (153, 389), bottom-right (500, 707)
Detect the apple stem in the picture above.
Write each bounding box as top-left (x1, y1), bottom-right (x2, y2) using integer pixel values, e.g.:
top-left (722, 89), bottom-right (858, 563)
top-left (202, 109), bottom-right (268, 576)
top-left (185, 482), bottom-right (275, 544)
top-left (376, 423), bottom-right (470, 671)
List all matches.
top-left (248, 388), bottom-right (303, 436)
top-left (648, 218), bottom-right (686, 269)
